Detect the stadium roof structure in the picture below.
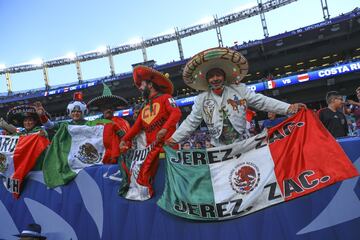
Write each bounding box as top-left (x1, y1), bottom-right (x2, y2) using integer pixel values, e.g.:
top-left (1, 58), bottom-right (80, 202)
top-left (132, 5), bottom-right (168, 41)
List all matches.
top-left (0, 0), bottom-right (297, 76)
top-left (0, 7), bottom-right (359, 120)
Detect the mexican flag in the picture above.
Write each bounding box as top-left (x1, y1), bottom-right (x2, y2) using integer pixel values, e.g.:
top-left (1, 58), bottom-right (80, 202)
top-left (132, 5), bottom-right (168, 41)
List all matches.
top-left (119, 143), bottom-right (162, 201)
top-left (158, 109), bottom-right (359, 221)
top-left (0, 134), bottom-right (50, 198)
top-left (43, 123), bottom-right (120, 188)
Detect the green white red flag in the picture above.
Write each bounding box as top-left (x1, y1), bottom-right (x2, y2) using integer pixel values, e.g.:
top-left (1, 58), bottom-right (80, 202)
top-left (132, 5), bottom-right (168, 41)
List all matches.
top-left (0, 134), bottom-right (50, 198)
top-left (157, 109), bottom-right (359, 221)
top-left (43, 123), bottom-right (120, 188)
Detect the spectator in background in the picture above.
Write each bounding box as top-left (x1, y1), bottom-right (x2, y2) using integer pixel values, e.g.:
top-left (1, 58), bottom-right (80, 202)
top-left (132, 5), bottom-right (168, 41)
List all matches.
top-left (194, 141), bottom-right (203, 149)
top-left (261, 112), bottom-right (287, 130)
top-left (182, 141), bottom-right (191, 150)
top-left (14, 223), bottom-right (47, 239)
top-left (205, 139), bottom-right (212, 148)
top-left (318, 91), bottom-right (348, 138)
top-left (347, 86), bottom-right (360, 136)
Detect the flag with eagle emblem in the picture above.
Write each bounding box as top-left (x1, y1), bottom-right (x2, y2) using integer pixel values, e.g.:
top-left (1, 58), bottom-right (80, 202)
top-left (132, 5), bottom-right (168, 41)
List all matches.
top-left (158, 109), bottom-right (359, 221)
top-left (43, 123), bottom-right (120, 188)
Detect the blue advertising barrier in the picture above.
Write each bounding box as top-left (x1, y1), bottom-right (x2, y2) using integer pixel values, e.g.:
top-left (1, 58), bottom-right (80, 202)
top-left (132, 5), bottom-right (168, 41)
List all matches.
top-left (0, 137), bottom-right (359, 240)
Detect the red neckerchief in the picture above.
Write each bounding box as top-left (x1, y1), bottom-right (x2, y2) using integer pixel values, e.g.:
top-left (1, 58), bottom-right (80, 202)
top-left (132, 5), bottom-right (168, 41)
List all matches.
top-left (212, 88), bottom-right (224, 96)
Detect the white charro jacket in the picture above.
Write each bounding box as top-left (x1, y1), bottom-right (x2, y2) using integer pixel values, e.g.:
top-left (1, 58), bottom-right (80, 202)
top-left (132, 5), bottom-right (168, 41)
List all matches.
top-left (172, 83), bottom-right (290, 146)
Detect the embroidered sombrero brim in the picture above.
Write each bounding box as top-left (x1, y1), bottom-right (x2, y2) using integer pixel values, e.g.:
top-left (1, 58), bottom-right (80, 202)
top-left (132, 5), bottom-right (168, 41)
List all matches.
top-left (133, 65), bottom-right (174, 95)
top-left (7, 105), bottom-right (42, 127)
top-left (183, 47), bottom-right (248, 91)
top-left (87, 95), bottom-right (128, 111)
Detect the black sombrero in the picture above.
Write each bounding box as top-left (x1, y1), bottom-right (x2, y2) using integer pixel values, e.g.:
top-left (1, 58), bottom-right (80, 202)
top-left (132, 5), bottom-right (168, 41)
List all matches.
top-left (7, 105), bottom-right (41, 127)
top-left (87, 84), bottom-right (128, 111)
top-left (14, 223), bottom-right (47, 239)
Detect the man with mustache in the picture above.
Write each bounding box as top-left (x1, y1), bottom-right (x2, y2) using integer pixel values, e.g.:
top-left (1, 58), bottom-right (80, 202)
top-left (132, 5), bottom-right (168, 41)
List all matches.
top-left (119, 66), bottom-right (181, 199)
top-left (167, 47), bottom-right (305, 147)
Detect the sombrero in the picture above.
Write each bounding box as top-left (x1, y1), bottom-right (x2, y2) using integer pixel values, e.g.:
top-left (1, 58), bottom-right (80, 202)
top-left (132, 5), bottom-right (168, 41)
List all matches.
top-left (7, 105), bottom-right (41, 127)
top-left (183, 47), bottom-right (248, 91)
top-left (87, 84), bottom-right (128, 111)
top-left (14, 223), bottom-right (47, 239)
top-left (133, 65), bottom-right (174, 95)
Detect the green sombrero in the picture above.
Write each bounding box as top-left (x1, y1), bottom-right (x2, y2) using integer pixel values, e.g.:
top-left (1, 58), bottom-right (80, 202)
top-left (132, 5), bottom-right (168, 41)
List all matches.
top-left (183, 47), bottom-right (249, 91)
top-left (87, 84), bottom-right (128, 111)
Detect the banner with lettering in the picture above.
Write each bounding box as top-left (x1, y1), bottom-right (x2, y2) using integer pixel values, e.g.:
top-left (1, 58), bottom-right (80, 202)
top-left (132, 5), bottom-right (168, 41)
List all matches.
top-left (158, 109), bottom-right (359, 221)
top-left (119, 143), bottom-right (162, 201)
top-left (0, 134), bottom-right (50, 198)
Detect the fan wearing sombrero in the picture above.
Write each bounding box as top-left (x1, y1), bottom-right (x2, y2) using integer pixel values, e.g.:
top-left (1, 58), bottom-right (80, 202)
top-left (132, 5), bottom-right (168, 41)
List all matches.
top-left (119, 65), bottom-right (181, 200)
top-left (35, 92), bottom-right (88, 133)
top-left (14, 223), bottom-right (47, 239)
top-left (167, 47), bottom-right (306, 147)
top-left (7, 105), bottom-right (47, 136)
top-left (86, 83), bottom-right (130, 137)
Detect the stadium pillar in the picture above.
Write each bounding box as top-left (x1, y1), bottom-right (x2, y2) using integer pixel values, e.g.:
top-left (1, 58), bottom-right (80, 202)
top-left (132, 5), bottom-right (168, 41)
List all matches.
top-left (5, 72), bottom-right (12, 94)
top-left (141, 40), bottom-right (148, 62)
top-left (320, 0), bottom-right (330, 20)
top-left (175, 27), bottom-right (184, 60)
top-left (76, 60), bottom-right (83, 84)
top-left (43, 65), bottom-right (50, 90)
top-left (258, 0), bottom-right (269, 38)
top-left (214, 15), bottom-right (224, 47)
top-left (107, 46), bottom-right (116, 76)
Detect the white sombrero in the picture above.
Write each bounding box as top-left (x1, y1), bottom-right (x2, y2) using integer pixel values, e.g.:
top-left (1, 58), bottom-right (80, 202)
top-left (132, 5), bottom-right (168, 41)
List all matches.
top-left (183, 47), bottom-right (248, 91)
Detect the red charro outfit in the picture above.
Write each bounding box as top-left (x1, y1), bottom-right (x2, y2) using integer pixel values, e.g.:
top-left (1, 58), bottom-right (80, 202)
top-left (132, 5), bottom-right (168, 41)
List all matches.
top-left (122, 93), bottom-right (181, 197)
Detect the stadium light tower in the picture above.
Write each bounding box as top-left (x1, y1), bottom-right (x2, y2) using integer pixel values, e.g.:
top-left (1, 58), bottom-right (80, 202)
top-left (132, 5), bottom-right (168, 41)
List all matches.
top-left (320, 0), bottom-right (330, 20)
top-left (257, 0), bottom-right (269, 38)
top-left (175, 27), bottom-right (185, 60)
top-left (42, 63), bottom-right (51, 90)
top-left (107, 45), bottom-right (116, 76)
top-left (141, 38), bottom-right (148, 62)
top-left (5, 72), bottom-right (12, 94)
top-left (76, 58), bottom-right (83, 84)
top-left (214, 15), bottom-right (224, 47)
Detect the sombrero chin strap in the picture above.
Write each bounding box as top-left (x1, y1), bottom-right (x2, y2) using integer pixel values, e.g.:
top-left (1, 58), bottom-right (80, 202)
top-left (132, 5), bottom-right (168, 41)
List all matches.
top-left (145, 93), bottom-right (162, 113)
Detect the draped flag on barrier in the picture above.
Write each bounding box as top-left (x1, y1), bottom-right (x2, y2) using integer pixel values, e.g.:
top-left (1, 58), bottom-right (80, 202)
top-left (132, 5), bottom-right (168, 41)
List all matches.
top-left (43, 123), bottom-right (120, 188)
top-left (119, 143), bottom-right (162, 201)
top-left (157, 109), bottom-right (359, 221)
top-left (0, 134), bottom-right (50, 198)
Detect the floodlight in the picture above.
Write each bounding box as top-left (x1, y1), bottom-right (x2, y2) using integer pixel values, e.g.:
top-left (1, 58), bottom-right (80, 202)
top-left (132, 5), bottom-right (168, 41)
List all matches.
top-left (126, 37), bottom-right (142, 45)
top-left (96, 46), bottom-right (107, 54)
top-left (65, 52), bottom-right (76, 60)
top-left (29, 58), bottom-right (43, 66)
top-left (195, 16), bottom-right (213, 25)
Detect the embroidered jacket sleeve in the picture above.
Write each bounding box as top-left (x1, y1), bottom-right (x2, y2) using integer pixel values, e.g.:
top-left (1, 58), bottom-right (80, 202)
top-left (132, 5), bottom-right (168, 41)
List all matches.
top-left (238, 84), bottom-right (290, 115)
top-left (161, 94), bottom-right (182, 131)
top-left (172, 94), bottom-right (204, 143)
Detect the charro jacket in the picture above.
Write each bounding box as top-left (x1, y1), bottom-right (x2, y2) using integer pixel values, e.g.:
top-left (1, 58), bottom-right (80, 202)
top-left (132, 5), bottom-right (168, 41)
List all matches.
top-left (172, 83), bottom-right (290, 146)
